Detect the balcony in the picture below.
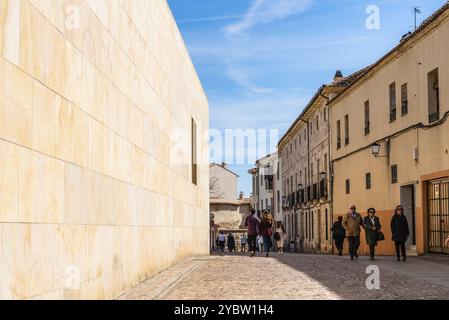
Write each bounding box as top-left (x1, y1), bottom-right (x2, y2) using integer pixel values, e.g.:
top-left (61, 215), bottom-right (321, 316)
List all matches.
top-left (429, 111), bottom-right (440, 123)
top-left (312, 183), bottom-right (318, 200)
top-left (307, 186), bottom-right (312, 202)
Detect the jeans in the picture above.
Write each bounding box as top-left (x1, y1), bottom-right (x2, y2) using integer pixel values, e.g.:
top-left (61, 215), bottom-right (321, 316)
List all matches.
top-left (334, 237), bottom-right (345, 253)
top-left (219, 241), bottom-right (225, 252)
top-left (395, 241), bottom-right (407, 258)
top-left (347, 235), bottom-right (360, 258)
top-left (247, 235), bottom-right (257, 253)
top-left (263, 235), bottom-right (271, 253)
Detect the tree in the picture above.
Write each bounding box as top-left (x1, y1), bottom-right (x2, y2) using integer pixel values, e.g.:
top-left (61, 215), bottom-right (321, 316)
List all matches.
top-left (210, 177), bottom-right (224, 199)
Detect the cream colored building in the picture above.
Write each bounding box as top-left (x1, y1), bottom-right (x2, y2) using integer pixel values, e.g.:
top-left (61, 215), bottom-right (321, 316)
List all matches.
top-left (248, 152), bottom-right (281, 220)
top-left (278, 71), bottom-right (368, 252)
top-left (329, 2), bottom-right (449, 256)
top-left (210, 163), bottom-right (238, 200)
top-left (0, 0), bottom-right (209, 299)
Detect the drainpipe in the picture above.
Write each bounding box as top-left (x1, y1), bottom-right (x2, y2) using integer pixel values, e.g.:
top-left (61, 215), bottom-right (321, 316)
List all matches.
top-left (319, 91), bottom-right (334, 255)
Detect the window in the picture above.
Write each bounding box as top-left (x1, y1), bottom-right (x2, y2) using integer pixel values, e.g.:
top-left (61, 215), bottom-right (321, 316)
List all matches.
top-left (344, 114), bottom-right (349, 145)
top-left (305, 212), bottom-right (308, 239)
top-left (366, 173), bottom-right (371, 190)
top-left (336, 120), bottom-right (341, 149)
top-left (389, 82), bottom-right (397, 122)
top-left (311, 211), bottom-right (314, 240)
top-left (277, 191), bottom-right (280, 212)
top-left (311, 163), bottom-right (314, 184)
top-left (191, 118), bottom-right (198, 185)
top-left (401, 83), bottom-right (408, 116)
top-left (428, 68), bottom-right (440, 123)
top-left (316, 115), bottom-right (319, 131)
top-left (391, 165), bottom-right (398, 184)
top-left (299, 133), bottom-right (301, 145)
top-left (324, 107), bottom-right (327, 122)
top-left (364, 100), bottom-right (370, 135)
top-left (277, 162), bottom-right (280, 180)
top-left (310, 122), bottom-right (313, 136)
top-left (345, 179), bottom-right (350, 194)
top-left (324, 154), bottom-right (328, 174)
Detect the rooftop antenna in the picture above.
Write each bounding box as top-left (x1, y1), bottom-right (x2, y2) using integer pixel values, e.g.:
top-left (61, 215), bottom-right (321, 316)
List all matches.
top-left (413, 6), bottom-right (422, 31)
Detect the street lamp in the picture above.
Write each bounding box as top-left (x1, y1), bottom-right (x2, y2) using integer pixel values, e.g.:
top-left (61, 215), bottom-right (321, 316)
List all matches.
top-left (320, 172), bottom-right (327, 181)
top-left (371, 143), bottom-right (381, 156)
top-left (298, 184), bottom-right (304, 190)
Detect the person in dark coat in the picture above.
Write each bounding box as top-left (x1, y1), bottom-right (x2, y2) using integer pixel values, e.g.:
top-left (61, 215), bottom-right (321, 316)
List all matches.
top-left (331, 216), bottom-right (346, 256)
top-left (391, 205), bottom-right (410, 262)
top-left (227, 234), bottom-right (236, 252)
top-left (363, 208), bottom-right (382, 260)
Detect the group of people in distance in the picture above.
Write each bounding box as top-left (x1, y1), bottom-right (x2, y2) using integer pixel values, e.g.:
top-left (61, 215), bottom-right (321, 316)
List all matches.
top-left (219, 205), bottom-right (449, 259)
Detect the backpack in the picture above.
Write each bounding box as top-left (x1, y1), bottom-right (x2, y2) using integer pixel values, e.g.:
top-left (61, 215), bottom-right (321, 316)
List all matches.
top-left (273, 232), bottom-right (281, 241)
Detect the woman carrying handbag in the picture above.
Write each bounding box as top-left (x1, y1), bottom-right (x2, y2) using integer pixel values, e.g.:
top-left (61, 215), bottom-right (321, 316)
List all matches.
top-left (363, 208), bottom-right (383, 260)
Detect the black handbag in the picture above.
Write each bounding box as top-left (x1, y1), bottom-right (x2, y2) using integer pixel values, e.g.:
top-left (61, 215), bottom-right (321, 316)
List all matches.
top-left (377, 231), bottom-right (385, 241)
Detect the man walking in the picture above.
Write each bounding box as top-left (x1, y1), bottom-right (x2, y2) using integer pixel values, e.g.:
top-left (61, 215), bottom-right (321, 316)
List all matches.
top-left (342, 205), bottom-right (363, 260)
top-left (245, 209), bottom-right (260, 257)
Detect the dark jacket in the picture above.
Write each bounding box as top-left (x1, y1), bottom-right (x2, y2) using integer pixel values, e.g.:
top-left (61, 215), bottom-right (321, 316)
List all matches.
top-left (363, 216), bottom-right (382, 245)
top-left (331, 221), bottom-right (346, 239)
top-left (259, 220), bottom-right (273, 237)
top-left (391, 213), bottom-right (409, 242)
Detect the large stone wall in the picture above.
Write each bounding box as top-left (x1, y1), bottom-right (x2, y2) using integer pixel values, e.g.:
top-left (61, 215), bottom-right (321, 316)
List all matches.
top-left (0, 0), bottom-right (209, 299)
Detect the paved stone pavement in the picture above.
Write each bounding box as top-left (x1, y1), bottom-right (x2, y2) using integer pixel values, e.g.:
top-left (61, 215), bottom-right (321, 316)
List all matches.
top-left (117, 253), bottom-right (449, 300)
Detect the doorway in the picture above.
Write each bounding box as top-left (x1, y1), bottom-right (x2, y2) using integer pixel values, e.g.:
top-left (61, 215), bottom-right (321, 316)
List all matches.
top-left (427, 179), bottom-right (449, 254)
top-left (400, 184), bottom-right (416, 248)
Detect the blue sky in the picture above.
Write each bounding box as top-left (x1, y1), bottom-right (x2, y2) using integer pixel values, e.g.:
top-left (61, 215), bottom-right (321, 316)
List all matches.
top-left (167, 0), bottom-right (446, 197)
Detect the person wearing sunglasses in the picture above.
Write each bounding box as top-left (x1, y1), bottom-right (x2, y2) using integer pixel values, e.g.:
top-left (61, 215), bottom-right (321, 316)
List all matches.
top-left (363, 208), bottom-right (382, 260)
top-left (390, 205), bottom-right (410, 262)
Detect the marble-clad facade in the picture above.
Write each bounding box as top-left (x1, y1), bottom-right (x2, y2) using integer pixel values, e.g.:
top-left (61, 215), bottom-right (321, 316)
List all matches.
top-left (0, 0), bottom-right (209, 299)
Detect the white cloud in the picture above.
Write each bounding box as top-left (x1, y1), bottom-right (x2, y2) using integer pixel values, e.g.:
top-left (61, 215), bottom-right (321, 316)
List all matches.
top-left (223, 0), bottom-right (313, 38)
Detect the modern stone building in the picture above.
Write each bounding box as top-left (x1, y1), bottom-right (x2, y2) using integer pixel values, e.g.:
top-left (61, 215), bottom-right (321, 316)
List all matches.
top-left (0, 0), bottom-right (209, 299)
top-left (329, 2), bottom-right (449, 256)
top-left (278, 71), bottom-right (368, 253)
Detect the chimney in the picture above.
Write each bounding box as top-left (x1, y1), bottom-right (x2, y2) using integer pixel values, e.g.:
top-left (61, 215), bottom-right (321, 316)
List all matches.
top-left (221, 162), bottom-right (228, 169)
top-left (333, 70), bottom-right (344, 82)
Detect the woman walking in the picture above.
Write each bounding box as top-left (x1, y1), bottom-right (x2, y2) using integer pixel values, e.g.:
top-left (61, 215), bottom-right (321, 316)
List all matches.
top-left (363, 208), bottom-right (382, 260)
top-left (391, 205), bottom-right (410, 262)
top-left (274, 222), bottom-right (286, 254)
top-left (331, 216), bottom-right (346, 256)
top-left (260, 211), bottom-right (274, 257)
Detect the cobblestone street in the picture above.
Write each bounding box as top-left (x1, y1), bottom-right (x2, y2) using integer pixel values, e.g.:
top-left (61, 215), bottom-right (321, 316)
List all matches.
top-left (118, 253), bottom-right (449, 300)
